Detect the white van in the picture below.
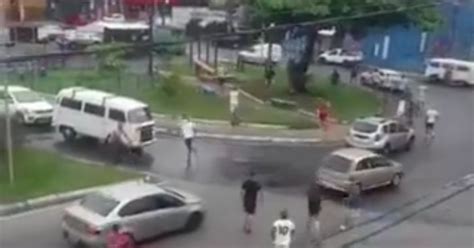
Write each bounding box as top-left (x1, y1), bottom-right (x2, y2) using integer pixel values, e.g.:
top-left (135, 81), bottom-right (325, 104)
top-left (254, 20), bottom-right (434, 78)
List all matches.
top-left (53, 87), bottom-right (155, 149)
top-left (425, 58), bottom-right (474, 86)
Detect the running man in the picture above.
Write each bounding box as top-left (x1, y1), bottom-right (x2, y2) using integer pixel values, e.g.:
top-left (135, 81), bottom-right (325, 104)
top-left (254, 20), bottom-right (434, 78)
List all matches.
top-left (307, 181), bottom-right (322, 247)
top-left (180, 115), bottom-right (196, 167)
top-left (241, 171), bottom-right (262, 234)
top-left (271, 209), bottom-right (296, 248)
top-left (425, 107), bottom-right (439, 141)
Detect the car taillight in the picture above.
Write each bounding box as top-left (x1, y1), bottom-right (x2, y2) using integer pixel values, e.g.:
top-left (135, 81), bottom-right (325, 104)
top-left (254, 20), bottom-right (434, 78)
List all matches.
top-left (87, 225), bottom-right (101, 235)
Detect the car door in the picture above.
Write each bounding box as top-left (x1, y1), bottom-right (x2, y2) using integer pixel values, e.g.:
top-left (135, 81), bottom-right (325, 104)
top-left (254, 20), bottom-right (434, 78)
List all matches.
top-left (395, 123), bottom-right (410, 149)
top-left (386, 122), bottom-right (400, 148)
top-left (369, 156), bottom-right (395, 186)
top-left (351, 158), bottom-right (375, 190)
top-left (118, 196), bottom-right (162, 241)
top-left (152, 194), bottom-right (188, 233)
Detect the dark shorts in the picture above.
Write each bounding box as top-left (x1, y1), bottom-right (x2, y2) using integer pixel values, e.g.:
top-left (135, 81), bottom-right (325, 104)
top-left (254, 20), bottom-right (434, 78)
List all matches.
top-left (308, 200), bottom-right (321, 217)
top-left (244, 200), bottom-right (257, 215)
top-left (425, 122), bottom-right (435, 130)
top-left (184, 138), bottom-right (193, 150)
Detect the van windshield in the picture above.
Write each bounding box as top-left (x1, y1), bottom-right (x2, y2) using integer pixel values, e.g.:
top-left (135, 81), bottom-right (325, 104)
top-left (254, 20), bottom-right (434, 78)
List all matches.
top-left (128, 107), bottom-right (152, 123)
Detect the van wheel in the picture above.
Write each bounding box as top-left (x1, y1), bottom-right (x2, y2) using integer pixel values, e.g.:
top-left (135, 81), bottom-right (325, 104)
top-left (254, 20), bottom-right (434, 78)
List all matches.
top-left (185, 212), bottom-right (203, 232)
top-left (60, 126), bottom-right (77, 142)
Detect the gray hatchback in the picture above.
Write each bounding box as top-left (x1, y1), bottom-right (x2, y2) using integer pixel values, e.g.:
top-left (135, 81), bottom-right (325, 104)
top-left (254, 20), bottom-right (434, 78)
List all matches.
top-left (316, 148), bottom-right (403, 195)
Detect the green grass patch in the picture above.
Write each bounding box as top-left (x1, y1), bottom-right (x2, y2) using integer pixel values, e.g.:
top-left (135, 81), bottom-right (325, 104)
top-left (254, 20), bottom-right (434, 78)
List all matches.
top-left (9, 65), bottom-right (316, 128)
top-left (233, 64), bottom-right (380, 122)
top-left (0, 149), bottom-right (137, 203)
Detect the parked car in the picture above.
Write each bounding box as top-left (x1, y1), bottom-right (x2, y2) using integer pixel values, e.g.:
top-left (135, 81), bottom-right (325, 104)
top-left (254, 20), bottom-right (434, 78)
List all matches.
top-left (425, 58), bottom-right (474, 86)
top-left (62, 180), bottom-right (205, 247)
top-left (360, 68), bottom-right (408, 92)
top-left (0, 85), bottom-right (53, 125)
top-left (345, 117), bottom-right (415, 154)
top-left (318, 48), bottom-right (363, 65)
top-left (238, 43), bottom-right (282, 65)
top-left (53, 87), bottom-right (155, 151)
top-left (316, 148), bottom-right (403, 195)
top-left (56, 30), bottom-right (102, 50)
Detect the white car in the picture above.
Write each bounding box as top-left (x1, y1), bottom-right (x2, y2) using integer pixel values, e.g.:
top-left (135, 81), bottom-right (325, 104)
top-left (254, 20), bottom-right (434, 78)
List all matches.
top-left (62, 180), bottom-right (205, 247)
top-left (318, 48), bottom-right (363, 65)
top-left (345, 117), bottom-right (415, 154)
top-left (360, 68), bottom-right (408, 92)
top-left (0, 85), bottom-right (53, 125)
top-left (238, 43), bottom-right (282, 65)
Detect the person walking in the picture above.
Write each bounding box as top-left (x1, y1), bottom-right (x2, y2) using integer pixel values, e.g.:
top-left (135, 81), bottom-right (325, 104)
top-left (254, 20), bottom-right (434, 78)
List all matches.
top-left (241, 171), bottom-right (263, 234)
top-left (180, 115), bottom-right (196, 168)
top-left (350, 66), bottom-right (358, 84)
top-left (229, 86), bottom-right (240, 126)
top-left (107, 123), bottom-right (131, 164)
top-left (424, 106), bottom-right (439, 142)
top-left (306, 181), bottom-right (322, 247)
top-left (316, 101), bottom-right (331, 132)
top-left (331, 69), bottom-right (340, 85)
top-left (271, 209), bottom-right (295, 248)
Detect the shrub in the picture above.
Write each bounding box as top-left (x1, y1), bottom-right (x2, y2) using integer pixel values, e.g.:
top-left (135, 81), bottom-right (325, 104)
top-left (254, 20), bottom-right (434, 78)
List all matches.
top-left (160, 72), bottom-right (182, 97)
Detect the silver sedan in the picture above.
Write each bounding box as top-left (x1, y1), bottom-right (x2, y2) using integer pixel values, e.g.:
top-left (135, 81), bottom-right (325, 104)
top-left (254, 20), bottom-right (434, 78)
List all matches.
top-left (62, 180), bottom-right (205, 247)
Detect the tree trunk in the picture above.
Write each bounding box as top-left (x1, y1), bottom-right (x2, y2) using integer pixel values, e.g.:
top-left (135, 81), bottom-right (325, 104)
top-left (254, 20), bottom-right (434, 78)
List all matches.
top-left (284, 26), bottom-right (317, 93)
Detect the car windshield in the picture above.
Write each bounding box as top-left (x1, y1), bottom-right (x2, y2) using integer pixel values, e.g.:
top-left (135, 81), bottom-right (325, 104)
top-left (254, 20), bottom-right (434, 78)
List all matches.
top-left (80, 193), bottom-right (119, 217)
top-left (128, 107), bottom-right (152, 123)
top-left (322, 154), bottom-right (352, 173)
top-left (353, 121), bottom-right (378, 133)
top-left (10, 90), bottom-right (43, 103)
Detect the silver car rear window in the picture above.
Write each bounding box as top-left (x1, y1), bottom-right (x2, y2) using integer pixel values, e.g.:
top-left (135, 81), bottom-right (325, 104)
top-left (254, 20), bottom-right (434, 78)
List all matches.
top-left (80, 193), bottom-right (120, 217)
top-left (322, 155), bottom-right (352, 173)
top-left (353, 121), bottom-right (378, 133)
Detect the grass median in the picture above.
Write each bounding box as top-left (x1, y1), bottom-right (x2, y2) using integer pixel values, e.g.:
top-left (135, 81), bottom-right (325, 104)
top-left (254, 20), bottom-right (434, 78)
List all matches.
top-left (0, 149), bottom-right (137, 204)
top-left (10, 68), bottom-right (316, 129)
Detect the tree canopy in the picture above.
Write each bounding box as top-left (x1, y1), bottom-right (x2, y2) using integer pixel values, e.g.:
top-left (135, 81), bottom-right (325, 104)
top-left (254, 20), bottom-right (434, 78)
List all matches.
top-left (248, 0), bottom-right (442, 36)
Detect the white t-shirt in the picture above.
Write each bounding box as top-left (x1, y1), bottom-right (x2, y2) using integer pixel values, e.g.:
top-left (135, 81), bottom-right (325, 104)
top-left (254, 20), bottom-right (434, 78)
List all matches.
top-left (426, 109), bottom-right (439, 124)
top-left (180, 120), bottom-right (195, 139)
top-left (230, 90), bottom-right (239, 111)
top-left (273, 219), bottom-right (295, 246)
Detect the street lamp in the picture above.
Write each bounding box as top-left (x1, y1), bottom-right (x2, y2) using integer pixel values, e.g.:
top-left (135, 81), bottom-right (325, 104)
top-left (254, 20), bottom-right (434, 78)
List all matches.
top-left (1, 42), bottom-right (15, 185)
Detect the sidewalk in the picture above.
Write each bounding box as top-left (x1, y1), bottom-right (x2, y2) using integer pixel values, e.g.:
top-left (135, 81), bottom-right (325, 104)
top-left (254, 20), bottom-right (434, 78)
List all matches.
top-left (153, 113), bottom-right (348, 143)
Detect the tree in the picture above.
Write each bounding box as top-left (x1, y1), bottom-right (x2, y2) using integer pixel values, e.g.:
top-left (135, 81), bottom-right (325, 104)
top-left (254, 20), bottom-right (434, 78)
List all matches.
top-left (247, 0), bottom-right (441, 93)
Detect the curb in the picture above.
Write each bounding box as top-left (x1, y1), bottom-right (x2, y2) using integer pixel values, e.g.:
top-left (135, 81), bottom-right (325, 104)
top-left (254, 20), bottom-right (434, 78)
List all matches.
top-left (154, 127), bottom-right (323, 143)
top-left (0, 179), bottom-right (153, 217)
top-left (324, 173), bottom-right (474, 248)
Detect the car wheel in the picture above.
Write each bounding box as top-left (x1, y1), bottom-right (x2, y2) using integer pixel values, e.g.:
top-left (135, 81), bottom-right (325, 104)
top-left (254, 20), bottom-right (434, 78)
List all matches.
top-left (185, 212), bottom-right (203, 232)
top-left (405, 137), bottom-right (415, 151)
top-left (383, 143), bottom-right (392, 154)
top-left (391, 173), bottom-right (402, 187)
top-left (60, 126), bottom-right (77, 142)
top-left (319, 57), bottom-right (327, 64)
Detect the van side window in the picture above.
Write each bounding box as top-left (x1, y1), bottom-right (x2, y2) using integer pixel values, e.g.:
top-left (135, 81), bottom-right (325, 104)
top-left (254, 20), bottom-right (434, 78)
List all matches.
top-left (109, 109), bottom-right (126, 122)
top-left (60, 97), bottom-right (82, 110)
top-left (429, 62), bottom-right (440, 68)
top-left (84, 103), bottom-right (105, 117)
top-left (457, 66), bottom-right (470, 72)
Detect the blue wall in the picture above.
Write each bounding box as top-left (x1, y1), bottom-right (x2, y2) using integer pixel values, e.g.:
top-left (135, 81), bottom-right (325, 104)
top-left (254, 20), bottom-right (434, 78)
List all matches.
top-left (361, 1), bottom-right (474, 72)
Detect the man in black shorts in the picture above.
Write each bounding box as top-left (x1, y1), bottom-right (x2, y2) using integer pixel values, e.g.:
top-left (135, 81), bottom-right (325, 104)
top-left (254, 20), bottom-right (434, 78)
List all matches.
top-left (241, 171), bottom-right (262, 234)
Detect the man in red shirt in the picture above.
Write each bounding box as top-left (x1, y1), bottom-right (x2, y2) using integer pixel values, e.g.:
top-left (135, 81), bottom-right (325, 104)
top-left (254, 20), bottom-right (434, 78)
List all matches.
top-left (316, 101), bottom-right (330, 131)
top-left (107, 224), bottom-right (137, 248)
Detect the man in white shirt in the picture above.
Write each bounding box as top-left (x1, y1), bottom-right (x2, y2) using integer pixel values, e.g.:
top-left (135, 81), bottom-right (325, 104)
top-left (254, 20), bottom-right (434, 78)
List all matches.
top-left (180, 115), bottom-right (196, 167)
top-left (271, 209), bottom-right (295, 248)
top-left (229, 87), bottom-right (240, 126)
top-left (425, 107), bottom-right (439, 139)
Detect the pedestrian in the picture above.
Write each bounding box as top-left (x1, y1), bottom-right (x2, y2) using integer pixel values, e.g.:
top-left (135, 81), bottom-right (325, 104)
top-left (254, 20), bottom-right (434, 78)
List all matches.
top-left (340, 188), bottom-right (361, 231)
top-left (331, 69), bottom-right (340, 85)
top-left (306, 181), bottom-right (322, 247)
top-left (106, 224), bottom-right (137, 248)
top-left (107, 122), bottom-right (131, 164)
top-left (241, 171), bottom-right (263, 234)
top-left (316, 101), bottom-right (330, 132)
top-left (180, 114), bottom-right (196, 168)
top-left (350, 66), bottom-right (358, 84)
top-left (229, 86), bottom-right (240, 126)
top-left (271, 209), bottom-right (295, 248)
top-left (265, 64), bottom-right (276, 87)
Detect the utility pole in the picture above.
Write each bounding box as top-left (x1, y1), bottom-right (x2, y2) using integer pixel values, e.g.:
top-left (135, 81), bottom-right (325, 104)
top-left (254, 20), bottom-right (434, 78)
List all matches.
top-left (148, 0), bottom-right (157, 77)
top-left (2, 43), bottom-right (14, 185)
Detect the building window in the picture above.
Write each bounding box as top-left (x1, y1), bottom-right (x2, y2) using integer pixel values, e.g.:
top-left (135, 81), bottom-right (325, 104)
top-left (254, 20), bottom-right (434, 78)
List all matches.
top-left (374, 43), bottom-right (380, 57)
top-left (420, 32), bottom-right (428, 53)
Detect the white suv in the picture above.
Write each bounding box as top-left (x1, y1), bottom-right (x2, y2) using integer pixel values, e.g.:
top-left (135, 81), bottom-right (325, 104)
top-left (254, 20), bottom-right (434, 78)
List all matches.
top-left (318, 48), bottom-right (363, 65)
top-left (238, 43), bottom-right (282, 65)
top-left (0, 85), bottom-right (53, 125)
top-left (345, 117), bottom-right (415, 154)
